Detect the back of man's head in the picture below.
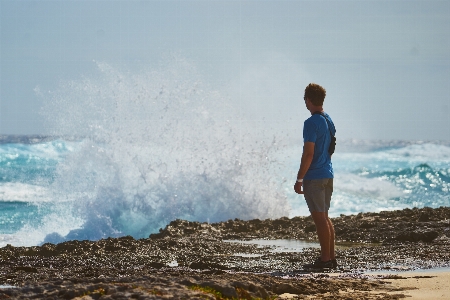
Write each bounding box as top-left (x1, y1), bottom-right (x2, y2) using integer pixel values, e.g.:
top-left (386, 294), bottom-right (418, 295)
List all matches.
top-left (304, 83), bottom-right (326, 106)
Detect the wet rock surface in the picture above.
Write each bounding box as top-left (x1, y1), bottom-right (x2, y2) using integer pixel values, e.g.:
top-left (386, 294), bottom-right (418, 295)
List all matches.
top-left (0, 207), bottom-right (449, 299)
top-left (150, 206), bottom-right (449, 244)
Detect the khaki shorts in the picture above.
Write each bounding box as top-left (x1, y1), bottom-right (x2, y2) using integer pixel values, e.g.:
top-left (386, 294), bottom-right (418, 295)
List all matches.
top-left (303, 178), bottom-right (333, 213)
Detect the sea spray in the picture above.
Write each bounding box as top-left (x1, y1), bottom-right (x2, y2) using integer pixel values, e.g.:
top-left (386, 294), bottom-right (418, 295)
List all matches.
top-left (37, 59), bottom-right (289, 243)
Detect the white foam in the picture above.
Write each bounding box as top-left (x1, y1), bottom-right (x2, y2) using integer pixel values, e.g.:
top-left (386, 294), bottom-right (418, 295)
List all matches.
top-left (335, 173), bottom-right (404, 199)
top-left (0, 139), bottom-right (74, 160)
top-left (0, 211), bottom-right (84, 247)
top-left (0, 182), bottom-right (50, 202)
top-left (329, 192), bottom-right (410, 217)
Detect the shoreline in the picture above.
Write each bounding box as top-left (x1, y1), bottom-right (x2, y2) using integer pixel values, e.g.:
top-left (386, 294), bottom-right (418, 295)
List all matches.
top-left (0, 206), bottom-right (449, 299)
top-left (363, 269), bottom-right (450, 300)
top-left (364, 266), bottom-right (450, 275)
top-left (276, 269), bottom-right (450, 300)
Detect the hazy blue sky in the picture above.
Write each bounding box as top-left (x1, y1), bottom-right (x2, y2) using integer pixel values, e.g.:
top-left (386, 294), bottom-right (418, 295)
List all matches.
top-left (1, 0), bottom-right (449, 140)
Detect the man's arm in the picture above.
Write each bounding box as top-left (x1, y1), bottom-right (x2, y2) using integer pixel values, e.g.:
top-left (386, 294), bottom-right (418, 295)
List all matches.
top-left (294, 141), bottom-right (315, 194)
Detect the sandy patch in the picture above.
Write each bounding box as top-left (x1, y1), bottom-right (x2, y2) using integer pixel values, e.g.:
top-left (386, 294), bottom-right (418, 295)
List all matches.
top-left (377, 270), bottom-right (450, 299)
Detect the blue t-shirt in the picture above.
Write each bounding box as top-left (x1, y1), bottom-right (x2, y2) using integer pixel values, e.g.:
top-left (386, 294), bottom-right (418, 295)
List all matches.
top-left (303, 112), bottom-right (335, 180)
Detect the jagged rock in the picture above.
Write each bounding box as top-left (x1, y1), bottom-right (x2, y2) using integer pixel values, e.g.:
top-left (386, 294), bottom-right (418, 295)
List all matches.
top-left (15, 266), bottom-right (38, 273)
top-left (148, 206), bottom-right (450, 244)
top-left (395, 230), bottom-right (439, 242)
top-left (199, 280), bottom-right (238, 298)
top-left (1, 206), bottom-right (449, 289)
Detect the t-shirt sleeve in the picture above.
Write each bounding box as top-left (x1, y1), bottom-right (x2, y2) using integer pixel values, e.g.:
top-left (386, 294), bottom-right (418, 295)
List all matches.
top-left (303, 119), bottom-right (317, 143)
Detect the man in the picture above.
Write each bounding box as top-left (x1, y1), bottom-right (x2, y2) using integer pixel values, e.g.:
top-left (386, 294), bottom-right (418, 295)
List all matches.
top-left (294, 83), bottom-right (337, 270)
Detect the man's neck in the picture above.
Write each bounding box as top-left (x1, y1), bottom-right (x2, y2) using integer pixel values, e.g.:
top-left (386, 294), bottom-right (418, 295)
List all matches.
top-left (309, 106), bottom-right (324, 114)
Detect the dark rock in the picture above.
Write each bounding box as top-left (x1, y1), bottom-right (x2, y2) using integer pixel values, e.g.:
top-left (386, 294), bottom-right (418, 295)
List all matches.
top-left (15, 266), bottom-right (38, 273)
top-left (189, 261), bottom-right (228, 271)
top-left (418, 213), bottom-right (430, 222)
top-left (272, 282), bottom-right (302, 294)
top-left (395, 230), bottom-right (439, 242)
top-left (148, 262), bottom-right (165, 269)
top-left (360, 221), bottom-right (376, 229)
top-left (199, 281), bottom-right (238, 298)
top-left (304, 224), bottom-right (316, 233)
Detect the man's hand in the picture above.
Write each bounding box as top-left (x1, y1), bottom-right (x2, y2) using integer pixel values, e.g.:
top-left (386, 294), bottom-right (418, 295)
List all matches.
top-left (294, 181), bottom-right (304, 194)
top-left (295, 142), bottom-right (314, 195)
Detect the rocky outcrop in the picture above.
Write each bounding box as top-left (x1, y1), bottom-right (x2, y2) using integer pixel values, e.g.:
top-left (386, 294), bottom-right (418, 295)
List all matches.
top-left (151, 207), bottom-right (450, 244)
top-left (0, 206), bottom-right (449, 295)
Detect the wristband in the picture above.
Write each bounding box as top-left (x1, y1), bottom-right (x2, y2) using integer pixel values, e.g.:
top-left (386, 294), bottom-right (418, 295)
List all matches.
top-left (296, 179), bottom-right (303, 183)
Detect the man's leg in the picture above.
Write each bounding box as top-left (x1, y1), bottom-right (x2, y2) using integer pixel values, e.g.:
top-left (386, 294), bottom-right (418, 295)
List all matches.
top-left (324, 179), bottom-right (335, 261)
top-left (327, 216), bottom-right (335, 260)
top-left (303, 178), bottom-right (335, 268)
top-left (311, 211), bottom-right (333, 262)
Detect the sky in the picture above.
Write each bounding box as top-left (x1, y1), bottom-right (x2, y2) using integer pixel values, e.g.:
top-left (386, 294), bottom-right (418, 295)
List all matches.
top-left (1, 0), bottom-right (449, 141)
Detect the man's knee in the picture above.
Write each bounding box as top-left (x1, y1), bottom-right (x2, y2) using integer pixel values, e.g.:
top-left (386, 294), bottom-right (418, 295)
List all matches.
top-left (311, 211), bottom-right (329, 225)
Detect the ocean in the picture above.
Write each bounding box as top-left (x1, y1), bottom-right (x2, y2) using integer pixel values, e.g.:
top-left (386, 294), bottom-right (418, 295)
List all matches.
top-left (1, 61), bottom-right (449, 247)
top-left (1, 136), bottom-right (449, 248)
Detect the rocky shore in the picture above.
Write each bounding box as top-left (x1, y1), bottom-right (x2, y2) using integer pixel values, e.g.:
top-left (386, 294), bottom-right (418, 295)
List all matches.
top-left (1, 206), bottom-right (449, 299)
